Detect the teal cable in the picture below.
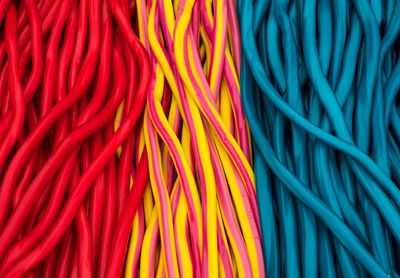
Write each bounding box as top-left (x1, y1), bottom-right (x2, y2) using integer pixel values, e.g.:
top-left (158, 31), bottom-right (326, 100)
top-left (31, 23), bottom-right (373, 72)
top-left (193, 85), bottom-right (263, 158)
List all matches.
top-left (239, 0), bottom-right (400, 277)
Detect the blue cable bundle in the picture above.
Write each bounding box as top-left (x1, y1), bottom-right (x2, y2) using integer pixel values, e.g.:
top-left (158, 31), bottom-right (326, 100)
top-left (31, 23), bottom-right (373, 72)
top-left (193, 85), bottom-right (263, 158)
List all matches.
top-left (238, 0), bottom-right (400, 277)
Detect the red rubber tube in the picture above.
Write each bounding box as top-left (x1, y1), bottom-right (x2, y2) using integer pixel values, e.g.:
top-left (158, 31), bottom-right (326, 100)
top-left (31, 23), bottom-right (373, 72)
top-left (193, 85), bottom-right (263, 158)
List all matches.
top-left (0, 4), bottom-right (26, 174)
top-left (0, 25), bottom-right (123, 271)
top-left (116, 33), bottom-right (138, 217)
top-left (0, 0), bottom-right (153, 276)
top-left (105, 150), bottom-right (149, 277)
top-left (0, 10), bottom-right (151, 274)
top-left (0, 0), bottom-right (101, 231)
top-left (54, 228), bottom-right (75, 278)
top-left (97, 120), bottom-right (118, 278)
top-left (88, 0), bottom-right (114, 272)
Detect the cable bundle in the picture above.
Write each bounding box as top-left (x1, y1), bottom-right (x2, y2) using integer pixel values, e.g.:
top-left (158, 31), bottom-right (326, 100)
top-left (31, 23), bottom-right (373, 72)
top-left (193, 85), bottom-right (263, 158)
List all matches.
top-left (239, 0), bottom-right (400, 277)
top-left (125, 0), bottom-right (265, 276)
top-left (0, 0), bottom-right (150, 277)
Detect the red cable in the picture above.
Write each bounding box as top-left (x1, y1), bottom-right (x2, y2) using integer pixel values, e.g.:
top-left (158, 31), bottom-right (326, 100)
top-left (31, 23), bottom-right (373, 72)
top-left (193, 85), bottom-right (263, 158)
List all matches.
top-left (0, 4), bottom-right (26, 174)
top-left (40, 247), bottom-right (57, 278)
top-left (105, 150), bottom-right (149, 277)
top-left (54, 228), bottom-right (75, 278)
top-left (88, 0), bottom-right (113, 272)
top-left (1, 51), bottom-right (149, 276)
top-left (0, 0), bottom-right (152, 275)
top-left (0, 29), bottom-right (123, 272)
top-left (97, 120), bottom-right (118, 278)
top-left (116, 33), bottom-right (138, 217)
top-left (0, 0), bottom-right (101, 230)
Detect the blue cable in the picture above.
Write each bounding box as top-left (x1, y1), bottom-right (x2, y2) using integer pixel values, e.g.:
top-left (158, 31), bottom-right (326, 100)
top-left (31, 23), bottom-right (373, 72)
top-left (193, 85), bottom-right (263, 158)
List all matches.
top-left (238, 0), bottom-right (400, 277)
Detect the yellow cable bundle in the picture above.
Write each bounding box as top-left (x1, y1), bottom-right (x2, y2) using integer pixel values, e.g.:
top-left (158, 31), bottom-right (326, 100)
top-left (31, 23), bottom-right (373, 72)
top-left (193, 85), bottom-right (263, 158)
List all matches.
top-left (121, 0), bottom-right (265, 275)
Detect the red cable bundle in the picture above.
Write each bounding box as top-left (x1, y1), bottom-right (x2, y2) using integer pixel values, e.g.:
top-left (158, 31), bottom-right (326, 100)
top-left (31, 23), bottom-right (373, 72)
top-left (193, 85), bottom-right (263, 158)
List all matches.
top-left (0, 0), bottom-right (150, 277)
